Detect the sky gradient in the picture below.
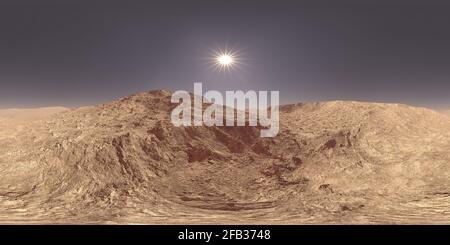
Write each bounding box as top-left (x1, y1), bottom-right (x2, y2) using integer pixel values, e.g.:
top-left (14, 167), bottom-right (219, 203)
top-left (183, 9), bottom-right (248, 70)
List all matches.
top-left (1, 0), bottom-right (449, 109)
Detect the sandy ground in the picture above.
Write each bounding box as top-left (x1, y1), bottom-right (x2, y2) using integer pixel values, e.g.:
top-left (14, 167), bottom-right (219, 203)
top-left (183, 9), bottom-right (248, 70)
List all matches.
top-left (0, 91), bottom-right (450, 224)
top-left (0, 107), bottom-right (69, 122)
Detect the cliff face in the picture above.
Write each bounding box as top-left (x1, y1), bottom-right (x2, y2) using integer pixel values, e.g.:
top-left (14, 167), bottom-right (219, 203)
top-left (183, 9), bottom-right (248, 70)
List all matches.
top-left (0, 91), bottom-right (449, 224)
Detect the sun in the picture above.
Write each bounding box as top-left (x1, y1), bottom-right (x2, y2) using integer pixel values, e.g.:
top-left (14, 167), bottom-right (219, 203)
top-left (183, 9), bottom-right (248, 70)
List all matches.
top-left (210, 48), bottom-right (242, 72)
top-left (217, 54), bottom-right (234, 66)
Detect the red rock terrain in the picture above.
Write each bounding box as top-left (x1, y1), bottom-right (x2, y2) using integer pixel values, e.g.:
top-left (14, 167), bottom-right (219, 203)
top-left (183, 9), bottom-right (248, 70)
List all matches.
top-left (0, 90), bottom-right (450, 224)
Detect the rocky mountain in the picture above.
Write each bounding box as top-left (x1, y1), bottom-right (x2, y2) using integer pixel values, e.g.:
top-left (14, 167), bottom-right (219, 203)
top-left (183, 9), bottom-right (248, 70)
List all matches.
top-left (0, 91), bottom-right (449, 224)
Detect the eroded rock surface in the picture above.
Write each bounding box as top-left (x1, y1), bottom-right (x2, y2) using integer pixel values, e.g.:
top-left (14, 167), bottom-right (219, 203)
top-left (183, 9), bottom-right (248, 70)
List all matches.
top-left (1, 91), bottom-right (449, 224)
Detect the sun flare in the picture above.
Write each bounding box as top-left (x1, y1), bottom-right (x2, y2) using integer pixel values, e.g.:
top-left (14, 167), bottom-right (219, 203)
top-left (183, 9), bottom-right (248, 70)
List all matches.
top-left (210, 48), bottom-right (242, 72)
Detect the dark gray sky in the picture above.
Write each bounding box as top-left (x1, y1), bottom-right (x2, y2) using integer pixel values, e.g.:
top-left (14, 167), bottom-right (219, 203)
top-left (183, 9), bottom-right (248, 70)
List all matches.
top-left (1, 0), bottom-right (449, 108)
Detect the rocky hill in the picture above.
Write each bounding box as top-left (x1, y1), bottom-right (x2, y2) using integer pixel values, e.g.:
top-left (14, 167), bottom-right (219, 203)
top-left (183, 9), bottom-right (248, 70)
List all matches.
top-left (0, 91), bottom-right (449, 224)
